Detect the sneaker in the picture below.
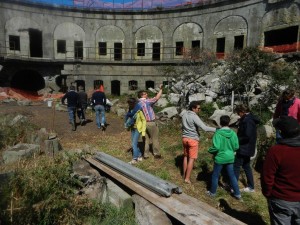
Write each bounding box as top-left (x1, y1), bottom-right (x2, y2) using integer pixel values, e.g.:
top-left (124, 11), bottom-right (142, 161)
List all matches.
top-left (206, 191), bottom-right (216, 198)
top-left (128, 159), bottom-right (138, 165)
top-left (242, 187), bottom-right (255, 193)
top-left (232, 194), bottom-right (243, 201)
top-left (101, 124), bottom-right (106, 131)
top-left (137, 157), bottom-right (143, 162)
top-left (143, 154), bottom-right (149, 159)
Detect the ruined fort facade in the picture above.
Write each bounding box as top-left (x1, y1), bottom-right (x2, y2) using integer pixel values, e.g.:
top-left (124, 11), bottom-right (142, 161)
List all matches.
top-left (0, 0), bottom-right (299, 94)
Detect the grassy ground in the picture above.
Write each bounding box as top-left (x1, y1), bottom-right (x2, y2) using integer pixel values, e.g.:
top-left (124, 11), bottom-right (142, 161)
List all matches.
top-left (79, 114), bottom-right (270, 225)
top-left (0, 102), bottom-right (270, 224)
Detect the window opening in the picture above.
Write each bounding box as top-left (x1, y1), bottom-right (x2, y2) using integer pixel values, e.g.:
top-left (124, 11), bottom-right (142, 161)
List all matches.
top-left (9, 35), bottom-right (20, 51)
top-left (234, 35), bottom-right (244, 50)
top-left (192, 40), bottom-right (200, 49)
top-left (114, 43), bottom-right (122, 61)
top-left (146, 80), bottom-right (154, 90)
top-left (57, 40), bottom-right (66, 53)
top-left (264, 26), bottom-right (298, 53)
top-left (176, 41), bottom-right (184, 56)
top-left (129, 80), bottom-right (138, 90)
top-left (137, 43), bottom-right (145, 56)
top-left (29, 29), bottom-right (43, 57)
top-left (152, 42), bottom-right (160, 61)
top-left (74, 41), bottom-right (83, 59)
top-left (94, 80), bottom-right (103, 89)
top-left (99, 42), bottom-right (107, 55)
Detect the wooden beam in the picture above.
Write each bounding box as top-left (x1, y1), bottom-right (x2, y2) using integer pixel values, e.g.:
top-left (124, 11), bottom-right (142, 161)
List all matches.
top-left (85, 158), bottom-right (245, 225)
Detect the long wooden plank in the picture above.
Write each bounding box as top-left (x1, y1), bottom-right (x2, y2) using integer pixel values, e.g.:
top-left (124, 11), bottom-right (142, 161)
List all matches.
top-left (86, 158), bottom-right (245, 225)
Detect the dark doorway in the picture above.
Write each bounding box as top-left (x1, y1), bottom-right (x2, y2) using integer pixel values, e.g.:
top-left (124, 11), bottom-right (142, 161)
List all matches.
top-left (114, 43), bottom-right (122, 61)
top-left (216, 37), bottom-right (225, 59)
top-left (152, 42), bottom-right (160, 61)
top-left (29, 29), bottom-right (43, 58)
top-left (264, 26), bottom-right (298, 47)
top-left (74, 41), bottom-right (83, 60)
top-left (75, 80), bottom-right (85, 91)
top-left (146, 80), bottom-right (154, 90)
top-left (111, 80), bottom-right (120, 96)
top-left (216, 37), bottom-right (225, 53)
top-left (55, 75), bottom-right (68, 92)
top-left (234, 35), bottom-right (244, 50)
top-left (11, 70), bottom-right (45, 92)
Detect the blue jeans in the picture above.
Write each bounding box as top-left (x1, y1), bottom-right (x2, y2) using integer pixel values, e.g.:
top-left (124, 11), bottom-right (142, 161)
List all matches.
top-left (94, 105), bottom-right (106, 127)
top-left (210, 163), bottom-right (241, 197)
top-left (268, 198), bottom-right (300, 225)
top-left (234, 154), bottom-right (254, 189)
top-left (131, 128), bottom-right (142, 159)
top-left (67, 107), bottom-right (76, 123)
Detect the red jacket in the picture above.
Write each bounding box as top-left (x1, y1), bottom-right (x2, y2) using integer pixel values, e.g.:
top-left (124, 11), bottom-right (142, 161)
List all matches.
top-left (273, 97), bottom-right (300, 124)
top-left (262, 139), bottom-right (300, 201)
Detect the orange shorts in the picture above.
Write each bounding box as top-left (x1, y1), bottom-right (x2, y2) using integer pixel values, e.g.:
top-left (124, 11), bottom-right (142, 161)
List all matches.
top-left (182, 137), bottom-right (199, 159)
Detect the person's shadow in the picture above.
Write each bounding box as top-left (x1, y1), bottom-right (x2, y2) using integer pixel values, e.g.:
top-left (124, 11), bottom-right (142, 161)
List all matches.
top-left (175, 154), bottom-right (184, 176)
top-left (196, 162), bottom-right (212, 189)
top-left (219, 198), bottom-right (267, 225)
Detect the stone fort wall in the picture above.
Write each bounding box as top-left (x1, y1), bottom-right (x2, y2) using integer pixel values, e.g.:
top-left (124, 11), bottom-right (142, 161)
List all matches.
top-left (0, 0), bottom-right (299, 94)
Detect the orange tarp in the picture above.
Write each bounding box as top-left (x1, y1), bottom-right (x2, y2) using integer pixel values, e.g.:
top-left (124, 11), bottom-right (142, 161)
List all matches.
top-left (0, 87), bottom-right (64, 101)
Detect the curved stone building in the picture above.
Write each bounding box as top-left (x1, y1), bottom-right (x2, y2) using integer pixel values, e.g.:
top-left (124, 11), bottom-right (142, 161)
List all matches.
top-left (0, 0), bottom-right (299, 94)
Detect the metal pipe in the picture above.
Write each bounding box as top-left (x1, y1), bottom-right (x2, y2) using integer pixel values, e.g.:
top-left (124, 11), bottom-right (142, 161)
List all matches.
top-left (94, 152), bottom-right (182, 197)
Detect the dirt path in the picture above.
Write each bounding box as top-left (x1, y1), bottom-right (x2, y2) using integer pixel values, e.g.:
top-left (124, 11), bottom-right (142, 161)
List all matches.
top-left (0, 101), bottom-right (126, 149)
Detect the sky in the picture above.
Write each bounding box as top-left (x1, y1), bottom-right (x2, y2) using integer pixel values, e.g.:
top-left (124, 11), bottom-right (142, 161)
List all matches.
top-left (30, 0), bottom-right (198, 8)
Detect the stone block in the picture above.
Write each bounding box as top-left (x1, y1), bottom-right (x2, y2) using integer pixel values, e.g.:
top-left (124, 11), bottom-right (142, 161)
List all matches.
top-left (132, 194), bottom-right (172, 225)
top-left (102, 179), bottom-right (133, 209)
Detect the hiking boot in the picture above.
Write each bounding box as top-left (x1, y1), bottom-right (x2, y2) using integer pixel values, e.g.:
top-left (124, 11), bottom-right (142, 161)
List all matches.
top-left (71, 122), bottom-right (76, 131)
top-left (101, 124), bottom-right (106, 131)
top-left (80, 119), bottom-right (84, 126)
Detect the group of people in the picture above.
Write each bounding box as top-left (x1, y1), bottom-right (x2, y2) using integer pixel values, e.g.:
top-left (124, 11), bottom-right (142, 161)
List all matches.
top-left (182, 88), bottom-right (300, 224)
top-left (181, 102), bottom-right (258, 201)
top-left (125, 84), bottom-right (163, 164)
top-left (62, 84), bottom-right (300, 224)
top-left (61, 84), bottom-right (107, 131)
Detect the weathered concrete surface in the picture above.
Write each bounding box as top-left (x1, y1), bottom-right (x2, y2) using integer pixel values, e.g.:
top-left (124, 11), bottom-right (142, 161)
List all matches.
top-left (0, 0), bottom-right (298, 94)
top-left (132, 194), bottom-right (173, 225)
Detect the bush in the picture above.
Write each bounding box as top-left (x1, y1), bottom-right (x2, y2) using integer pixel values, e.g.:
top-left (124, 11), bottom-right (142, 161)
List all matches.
top-left (200, 102), bottom-right (215, 121)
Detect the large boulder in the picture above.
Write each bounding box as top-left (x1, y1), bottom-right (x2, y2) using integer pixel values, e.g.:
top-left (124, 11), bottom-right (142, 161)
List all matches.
top-left (2, 143), bottom-right (41, 164)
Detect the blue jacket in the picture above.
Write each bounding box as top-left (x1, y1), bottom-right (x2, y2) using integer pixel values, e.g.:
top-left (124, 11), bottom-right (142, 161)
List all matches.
top-left (237, 113), bottom-right (260, 157)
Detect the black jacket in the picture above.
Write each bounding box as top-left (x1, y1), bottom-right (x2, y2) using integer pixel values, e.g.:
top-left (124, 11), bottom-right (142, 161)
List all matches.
top-left (91, 91), bottom-right (106, 106)
top-left (237, 113), bottom-right (260, 157)
top-left (61, 90), bottom-right (79, 108)
top-left (78, 90), bottom-right (88, 108)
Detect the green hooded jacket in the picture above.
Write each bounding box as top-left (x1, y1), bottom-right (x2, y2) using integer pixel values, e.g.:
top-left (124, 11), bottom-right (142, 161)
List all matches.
top-left (208, 127), bottom-right (239, 164)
